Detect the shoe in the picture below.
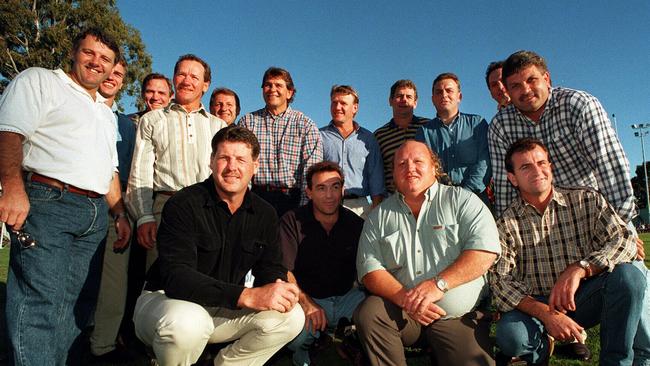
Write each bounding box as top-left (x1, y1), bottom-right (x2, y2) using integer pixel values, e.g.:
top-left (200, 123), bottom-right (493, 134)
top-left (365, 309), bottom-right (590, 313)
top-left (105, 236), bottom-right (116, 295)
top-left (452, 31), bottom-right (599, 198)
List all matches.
top-left (336, 335), bottom-right (367, 366)
top-left (555, 342), bottom-right (592, 361)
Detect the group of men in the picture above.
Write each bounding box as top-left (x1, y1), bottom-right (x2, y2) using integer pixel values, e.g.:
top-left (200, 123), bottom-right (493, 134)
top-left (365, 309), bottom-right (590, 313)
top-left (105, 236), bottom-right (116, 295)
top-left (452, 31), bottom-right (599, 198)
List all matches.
top-left (0, 26), bottom-right (648, 366)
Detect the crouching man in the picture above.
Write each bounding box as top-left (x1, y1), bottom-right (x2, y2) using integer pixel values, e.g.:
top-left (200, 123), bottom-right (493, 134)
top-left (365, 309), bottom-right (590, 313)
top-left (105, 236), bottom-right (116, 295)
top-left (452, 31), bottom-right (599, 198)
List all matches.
top-left (490, 138), bottom-right (648, 365)
top-left (133, 126), bottom-right (304, 366)
top-left (354, 140), bottom-right (500, 366)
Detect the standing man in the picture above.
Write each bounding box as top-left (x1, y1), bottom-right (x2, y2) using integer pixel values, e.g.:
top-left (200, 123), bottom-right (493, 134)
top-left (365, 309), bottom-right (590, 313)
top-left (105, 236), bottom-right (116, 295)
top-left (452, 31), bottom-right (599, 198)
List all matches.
top-left (239, 67), bottom-right (322, 216)
top-left (490, 138), bottom-right (648, 365)
top-left (127, 54), bottom-right (227, 270)
top-left (129, 72), bottom-right (173, 124)
top-left (415, 73), bottom-right (490, 199)
top-left (210, 87), bottom-right (240, 125)
top-left (90, 59), bottom-right (138, 362)
top-left (485, 61), bottom-right (511, 110)
top-left (0, 28), bottom-right (130, 365)
top-left (320, 85), bottom-right (384, 217)
top-left (280, 161), bottom-right (366, 365)
top-left (133, 126), bottom-right (304, 366)
top-left (354, 140), bottom-right (500, 366)
top-left (374, 80), bottom-right (428, 194)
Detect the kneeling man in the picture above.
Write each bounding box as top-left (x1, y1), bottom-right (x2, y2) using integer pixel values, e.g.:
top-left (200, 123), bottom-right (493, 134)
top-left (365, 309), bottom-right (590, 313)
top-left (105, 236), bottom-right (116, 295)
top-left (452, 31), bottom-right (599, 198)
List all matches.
top-left (133, 126), bottom-right (304, 366)
top-left (490, 138), bottom-right (648, 365)
top-left (355, 140), bottom-right (500, 366)
top-left (280, 161), bottom-right (366, 365)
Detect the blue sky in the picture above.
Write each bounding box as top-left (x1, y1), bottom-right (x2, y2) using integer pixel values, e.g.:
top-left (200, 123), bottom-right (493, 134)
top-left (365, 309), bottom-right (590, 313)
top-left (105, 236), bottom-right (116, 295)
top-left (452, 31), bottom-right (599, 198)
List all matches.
top-left (116, 0), bottom-right (650, 176)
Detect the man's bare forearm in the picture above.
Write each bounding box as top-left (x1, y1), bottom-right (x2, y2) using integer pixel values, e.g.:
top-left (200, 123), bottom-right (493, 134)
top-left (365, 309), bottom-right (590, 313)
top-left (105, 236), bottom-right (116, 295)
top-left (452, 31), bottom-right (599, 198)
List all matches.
top-left (437, 249), bottom-right (497, 289)
top-left (0, 132), bottom-right (25, 192)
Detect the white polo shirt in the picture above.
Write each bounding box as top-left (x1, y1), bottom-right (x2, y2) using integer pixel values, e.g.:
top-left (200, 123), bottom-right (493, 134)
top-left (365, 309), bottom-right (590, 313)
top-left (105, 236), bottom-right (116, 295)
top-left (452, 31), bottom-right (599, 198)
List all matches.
top-left (0, 68), bottom-right (117, 194)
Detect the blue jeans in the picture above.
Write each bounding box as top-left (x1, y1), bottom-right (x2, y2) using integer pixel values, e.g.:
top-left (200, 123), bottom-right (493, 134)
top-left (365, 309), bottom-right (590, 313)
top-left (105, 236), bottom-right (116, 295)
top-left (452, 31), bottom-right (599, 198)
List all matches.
top-left (633, 260), bottom-right (650, 366)
top-left (5, 181), bottom-right (107, 366)
top-left (287, 287), bottom-right (365, 366)
top-left (496, 263), bottom-right (648, 365)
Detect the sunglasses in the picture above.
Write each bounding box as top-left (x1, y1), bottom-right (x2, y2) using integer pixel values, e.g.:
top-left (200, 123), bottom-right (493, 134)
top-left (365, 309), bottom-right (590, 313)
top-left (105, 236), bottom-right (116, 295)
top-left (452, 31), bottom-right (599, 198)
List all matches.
top-left (12, 230), bottom-right (37, 249)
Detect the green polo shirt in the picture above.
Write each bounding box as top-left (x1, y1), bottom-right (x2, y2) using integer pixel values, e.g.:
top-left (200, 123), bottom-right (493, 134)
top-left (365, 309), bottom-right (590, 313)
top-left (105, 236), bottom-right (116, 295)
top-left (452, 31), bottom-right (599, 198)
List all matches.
top-left (357, 182), bottom-right (500, 318)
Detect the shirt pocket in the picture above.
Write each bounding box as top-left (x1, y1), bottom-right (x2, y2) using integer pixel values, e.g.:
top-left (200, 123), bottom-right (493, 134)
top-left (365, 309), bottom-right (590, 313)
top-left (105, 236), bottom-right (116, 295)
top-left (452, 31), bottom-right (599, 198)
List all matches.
top-left (240, 239), bottom-right (266, 269)
top-left (379, 230), bottom-right (405, 273)
top-left (428, 223), bottom-right (460, 270)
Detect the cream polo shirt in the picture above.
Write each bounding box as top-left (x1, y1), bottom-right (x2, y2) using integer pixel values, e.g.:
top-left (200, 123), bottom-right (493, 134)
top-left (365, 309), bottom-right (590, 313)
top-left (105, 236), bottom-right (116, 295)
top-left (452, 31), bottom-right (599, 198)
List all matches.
top-left (0, 68), bottom-right (117, 194)
top-left (357, 182), bottom-right (500, 318)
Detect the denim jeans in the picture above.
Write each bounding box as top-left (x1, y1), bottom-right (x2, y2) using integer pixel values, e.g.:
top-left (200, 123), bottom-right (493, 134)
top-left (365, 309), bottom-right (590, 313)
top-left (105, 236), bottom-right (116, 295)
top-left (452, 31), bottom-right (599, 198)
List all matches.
top-left (633, 260), bottom-right (650, 366)
top-left (5, 181), bottom-right (107, 366)
top-left (287, 287), bottom-right (366, 366)
top-left (496, 262), bottom-right (648, 365)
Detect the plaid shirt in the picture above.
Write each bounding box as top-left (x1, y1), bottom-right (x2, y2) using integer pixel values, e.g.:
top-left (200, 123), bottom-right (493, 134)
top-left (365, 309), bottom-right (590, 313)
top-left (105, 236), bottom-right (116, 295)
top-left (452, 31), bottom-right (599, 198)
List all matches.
top-left (238, 107), bottom-right (322, 203)
top-left (489, 187), bottom-right (637, 312)
top-left (488, 87), bottom-right (636, 223)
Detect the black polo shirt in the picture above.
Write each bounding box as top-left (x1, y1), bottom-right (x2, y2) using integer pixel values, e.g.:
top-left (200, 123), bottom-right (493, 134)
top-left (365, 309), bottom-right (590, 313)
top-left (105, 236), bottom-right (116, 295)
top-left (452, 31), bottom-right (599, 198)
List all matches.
top-left (145, 178), bottom-right (286, 309)
top-left (280, 202), bottom-right (364, 299)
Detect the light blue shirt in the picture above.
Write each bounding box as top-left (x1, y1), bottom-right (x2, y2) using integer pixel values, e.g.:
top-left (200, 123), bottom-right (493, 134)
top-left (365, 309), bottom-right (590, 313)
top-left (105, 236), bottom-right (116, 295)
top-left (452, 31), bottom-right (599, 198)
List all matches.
top-left (320, 122), bottom-right (385, 197)
top-left (357, 182), bottom-right (500, 318)
top-left (415, 112), bottom-right (490, 193)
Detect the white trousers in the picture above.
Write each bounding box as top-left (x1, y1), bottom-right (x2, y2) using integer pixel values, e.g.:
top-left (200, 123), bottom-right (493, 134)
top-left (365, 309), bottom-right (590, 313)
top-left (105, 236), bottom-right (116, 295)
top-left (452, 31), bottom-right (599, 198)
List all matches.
top-left (342, 196), bottom-right (372, 219)
top-left (133, 290), bottom-right (304, 366)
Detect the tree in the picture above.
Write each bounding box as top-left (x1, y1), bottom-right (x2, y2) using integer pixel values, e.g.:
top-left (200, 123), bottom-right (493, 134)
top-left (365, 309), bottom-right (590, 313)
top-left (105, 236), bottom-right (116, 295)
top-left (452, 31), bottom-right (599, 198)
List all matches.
top-left (0, 0), bottom-right (151, 109)
top-left (631, 162), bottom-right (650, 210)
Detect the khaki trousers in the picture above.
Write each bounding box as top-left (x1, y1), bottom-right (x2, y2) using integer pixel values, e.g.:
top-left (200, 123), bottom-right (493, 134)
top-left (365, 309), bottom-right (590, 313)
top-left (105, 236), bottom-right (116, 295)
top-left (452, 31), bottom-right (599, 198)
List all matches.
top-left (90, 211), bottom-right (131, 355)
top-left (133, 290), bottom-right (305, 366)
top-left (354, 295), bottom-right (494, 366)
top-left (342, 196), bottom-right (372, 219)
top-left (145, 193), bottom-right (171, 271)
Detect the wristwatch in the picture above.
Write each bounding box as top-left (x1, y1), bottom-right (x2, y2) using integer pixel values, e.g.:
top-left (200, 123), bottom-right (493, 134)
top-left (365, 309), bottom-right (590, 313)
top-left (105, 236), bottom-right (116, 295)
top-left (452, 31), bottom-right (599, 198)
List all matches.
top-left (578, 260), bottom-right (592, 278)
top-left (435, 277), bottom-right (449, 293)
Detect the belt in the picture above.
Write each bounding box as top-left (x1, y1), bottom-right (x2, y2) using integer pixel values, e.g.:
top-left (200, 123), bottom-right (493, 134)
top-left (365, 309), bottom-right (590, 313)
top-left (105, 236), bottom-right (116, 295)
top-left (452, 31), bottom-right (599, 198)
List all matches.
top-left (25, 172), bottom-right (102, 198)
top-left (156, 191), bottom-right (176, 196)
top-left (252, 184), bottom-right (293, 194)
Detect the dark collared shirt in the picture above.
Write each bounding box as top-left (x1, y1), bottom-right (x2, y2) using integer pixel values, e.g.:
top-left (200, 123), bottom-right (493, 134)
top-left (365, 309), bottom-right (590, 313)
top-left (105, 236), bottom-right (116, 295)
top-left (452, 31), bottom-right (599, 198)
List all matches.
top-left (280, 202), bottom-right (364, 299)
top-left (145, 178), bottom-right (287, 309)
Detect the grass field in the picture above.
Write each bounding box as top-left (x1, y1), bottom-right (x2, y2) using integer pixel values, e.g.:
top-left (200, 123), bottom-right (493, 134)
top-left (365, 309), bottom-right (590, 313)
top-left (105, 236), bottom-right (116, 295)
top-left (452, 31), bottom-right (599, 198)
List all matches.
top-left (0, 232), bottom-right (648, 365)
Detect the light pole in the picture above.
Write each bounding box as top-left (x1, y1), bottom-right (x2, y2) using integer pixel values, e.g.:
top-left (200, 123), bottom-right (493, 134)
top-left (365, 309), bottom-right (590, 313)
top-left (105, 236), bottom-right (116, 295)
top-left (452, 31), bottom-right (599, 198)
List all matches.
top-left (632, 123), bottom-right (650, 223)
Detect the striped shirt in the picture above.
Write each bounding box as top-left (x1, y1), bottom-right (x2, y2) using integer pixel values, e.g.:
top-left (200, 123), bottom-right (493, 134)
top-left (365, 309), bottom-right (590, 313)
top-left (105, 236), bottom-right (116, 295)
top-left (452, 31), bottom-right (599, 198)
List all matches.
top-left (489, 187), bottom-right (637, 312)
top-left (126, 103), bottom-right (227, 226)
top-left (488, 87), bottom-right (636, 222)
top-left (238, 107), bottom-right (322, 203)
top-left (374, 116), bottom-right (428, 193)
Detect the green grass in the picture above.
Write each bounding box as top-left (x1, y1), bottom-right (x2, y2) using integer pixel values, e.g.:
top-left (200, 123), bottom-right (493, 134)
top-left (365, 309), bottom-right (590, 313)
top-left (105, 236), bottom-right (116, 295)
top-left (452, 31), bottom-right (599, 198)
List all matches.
top-left (0, 235), bottom-right (648, 365)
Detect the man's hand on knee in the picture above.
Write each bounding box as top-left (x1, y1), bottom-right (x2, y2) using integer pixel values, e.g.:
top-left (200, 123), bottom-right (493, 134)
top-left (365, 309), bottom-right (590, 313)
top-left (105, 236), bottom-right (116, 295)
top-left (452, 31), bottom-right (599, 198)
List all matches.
top-left (237, 279), bottom-right (300, 313)
top-left (541, 310), bottom-right (585, 343)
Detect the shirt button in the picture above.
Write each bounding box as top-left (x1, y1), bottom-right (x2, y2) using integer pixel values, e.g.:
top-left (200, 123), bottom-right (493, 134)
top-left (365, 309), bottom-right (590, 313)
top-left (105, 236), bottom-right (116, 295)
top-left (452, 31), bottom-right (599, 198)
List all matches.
top-left (416, 271), bottom-right (422, 275)
top-left (417, 249), bottom-right (422, 253)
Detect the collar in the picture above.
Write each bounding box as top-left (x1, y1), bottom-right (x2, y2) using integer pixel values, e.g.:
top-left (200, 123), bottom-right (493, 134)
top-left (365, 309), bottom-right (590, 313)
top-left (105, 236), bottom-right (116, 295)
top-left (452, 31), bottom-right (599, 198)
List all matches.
top-left (325, 120), bottom-right (360, 135)
top-left (389, 115), bottom-right (423, 129)
top-left (167, 101), bottom-right (210, 117)
top-left (54, 69), bottom-right (107, 103)
top-left (513, 186), bottom-right (566, 216)
top-left (201, 178), bottom-right (254, 213)
top-left (434, 111), bottom-right (461, 127)
top-left (396, 181), bottom-right (439, 212)
top-left (263, 106), bottom-right (293, 118)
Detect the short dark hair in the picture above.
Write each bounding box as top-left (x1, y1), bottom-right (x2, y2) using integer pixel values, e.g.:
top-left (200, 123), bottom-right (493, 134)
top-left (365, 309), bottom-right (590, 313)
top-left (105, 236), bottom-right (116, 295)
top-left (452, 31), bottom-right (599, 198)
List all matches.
top-left (306, 161), bottom-right (345, 189)
top-left (72, 28), bottom-right (121, 64)
top-left (141, 73), bottom-right (173, 98)
top-left (485, 61), bottom-right (504, 87)
top-left (262, 67), bottom-right (296, 103)
top-left (502, 50), bottom-right (548, 85)
top-left (174, 54), bottom-right (211, 83)
top-left (210, 87), bottom-right (241, 115)
top-left (211, 125), bottom-right (260, 160)
top-left (432, 72), bottom-right (461, 93)
top-left (505, 138), bottom-right (550, 173)
top-left (330, 85), bottom-right (359, 104)
top-left (390, 79), bottom-right (418, 100)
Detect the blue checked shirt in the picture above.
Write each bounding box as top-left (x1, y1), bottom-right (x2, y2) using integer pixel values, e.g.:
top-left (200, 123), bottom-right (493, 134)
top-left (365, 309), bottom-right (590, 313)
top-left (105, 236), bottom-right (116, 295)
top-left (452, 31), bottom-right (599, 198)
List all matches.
top-left (320, 121), bottom-right (385, 198)
top-left (488, 87), bottom-right (636, 222)
top-left (415, 112), bottom-right (490, 194)
top-left (239, 107), bottom-right (322, 203)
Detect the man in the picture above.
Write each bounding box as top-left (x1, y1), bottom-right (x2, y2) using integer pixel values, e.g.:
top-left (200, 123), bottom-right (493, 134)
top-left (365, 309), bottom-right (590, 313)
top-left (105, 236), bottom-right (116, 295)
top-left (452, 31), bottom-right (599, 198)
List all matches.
top-left (127, 54), bottom-right (227, 270)
top-left (210, 87), bottom-right (240, 125)
top-left (415, 73), bottom-right (490, 200)
top-left (129, 72), bottom-right (173, 123)
top-left (280, 161), bottom-right (366, 365)
top-left (374, 80), bottom-right (428, 194)
top-left (90, 58), bottom-right (137, 362)
top-left (133, 126), bottom-right (304, 366)
top-left (239, 67), bottom-right (322, 216)
top-left (320, 85), bottom-right (384, 217)
top-left (485, 61), bottom-right (511, 110)
top-left (0, 28), bottom-right (130, 365)
top-left (487, 51), bottom-right (650, 359)
top-left (490, 138), bottom-right (648, 365)
top-left (354, 140), bottom-right (500, 366)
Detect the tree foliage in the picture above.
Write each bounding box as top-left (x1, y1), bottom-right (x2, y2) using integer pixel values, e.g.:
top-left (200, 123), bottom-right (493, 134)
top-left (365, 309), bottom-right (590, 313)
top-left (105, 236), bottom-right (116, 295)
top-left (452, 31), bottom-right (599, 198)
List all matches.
top-left (632, 162), bottom-right (650, 209)
top-left (0, 0), bottom-right (151, 108)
